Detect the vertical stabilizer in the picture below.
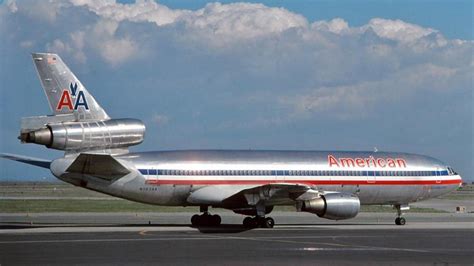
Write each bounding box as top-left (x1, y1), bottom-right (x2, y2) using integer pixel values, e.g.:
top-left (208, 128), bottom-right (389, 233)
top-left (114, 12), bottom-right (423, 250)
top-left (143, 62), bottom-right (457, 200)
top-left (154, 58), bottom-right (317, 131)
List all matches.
top-left (31, 53), bottom-right (109, 121)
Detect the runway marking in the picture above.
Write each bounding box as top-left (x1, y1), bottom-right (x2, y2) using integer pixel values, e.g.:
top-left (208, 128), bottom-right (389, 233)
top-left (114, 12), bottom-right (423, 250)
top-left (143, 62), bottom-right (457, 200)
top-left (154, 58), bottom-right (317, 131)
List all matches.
top-left (282, 247), bottom-right (430, 252)
top-left (0, 236), bottom-right (230, 244)
top-left (0, 237), bottom-right (431, 253)
top-left (0, 234), bottom-right (447, 254)
top-left (198, 234), bottom-right (431, 253)
top-left (138, 230), bottom-right (148, 236)
top-left (247, 235), bottom-right (394, 239)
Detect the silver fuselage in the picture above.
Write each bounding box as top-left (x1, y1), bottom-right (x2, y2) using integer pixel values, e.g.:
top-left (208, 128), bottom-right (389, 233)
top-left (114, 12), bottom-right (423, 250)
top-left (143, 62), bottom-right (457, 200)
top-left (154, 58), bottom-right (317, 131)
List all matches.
top-left (52, 150), bottom-right (462, 209)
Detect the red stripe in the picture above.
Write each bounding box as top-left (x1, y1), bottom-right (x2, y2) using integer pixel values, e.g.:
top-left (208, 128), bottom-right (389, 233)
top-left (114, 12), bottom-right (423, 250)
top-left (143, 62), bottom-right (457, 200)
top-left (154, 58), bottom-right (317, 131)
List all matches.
top-left (144, 179), bottom-right (462, 186)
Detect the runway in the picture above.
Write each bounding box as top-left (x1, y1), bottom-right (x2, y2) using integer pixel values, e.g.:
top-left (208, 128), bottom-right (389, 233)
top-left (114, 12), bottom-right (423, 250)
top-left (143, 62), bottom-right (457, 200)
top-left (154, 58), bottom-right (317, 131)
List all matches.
top-left (1, 213), bottom-right (473, 265)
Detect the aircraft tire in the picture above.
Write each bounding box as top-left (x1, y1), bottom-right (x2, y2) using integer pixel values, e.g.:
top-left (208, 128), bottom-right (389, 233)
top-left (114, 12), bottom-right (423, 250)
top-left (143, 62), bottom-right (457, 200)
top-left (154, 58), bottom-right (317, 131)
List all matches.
top-left (243, 217), bottom-right (253, 228)
top-left (212, 215), bottom-right (221, 226)
top-left (398, 217), bottom-right (406, 225)
top-left (395, 217), bottom-right (406, 225)
top-left (263, 217), bottom-right (275, 228)
top-left (191, 215), bottom-right (200, 226)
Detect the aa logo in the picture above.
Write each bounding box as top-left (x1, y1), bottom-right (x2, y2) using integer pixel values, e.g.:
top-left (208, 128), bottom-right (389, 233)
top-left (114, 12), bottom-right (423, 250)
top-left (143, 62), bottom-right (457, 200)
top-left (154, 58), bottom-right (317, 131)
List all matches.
top-left (56, 82), bottom-right (89, 111)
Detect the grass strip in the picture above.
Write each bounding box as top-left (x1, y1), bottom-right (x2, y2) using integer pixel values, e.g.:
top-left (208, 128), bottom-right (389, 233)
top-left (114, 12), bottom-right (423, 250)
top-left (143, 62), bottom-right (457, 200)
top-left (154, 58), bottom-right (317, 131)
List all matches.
top-left (0, 199), bottom-right (446, 213)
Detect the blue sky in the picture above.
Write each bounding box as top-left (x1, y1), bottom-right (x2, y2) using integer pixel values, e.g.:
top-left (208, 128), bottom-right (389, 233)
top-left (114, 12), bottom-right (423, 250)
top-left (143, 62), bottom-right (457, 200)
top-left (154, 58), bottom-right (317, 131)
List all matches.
top-left (0, 0), bottom-right (473, 182)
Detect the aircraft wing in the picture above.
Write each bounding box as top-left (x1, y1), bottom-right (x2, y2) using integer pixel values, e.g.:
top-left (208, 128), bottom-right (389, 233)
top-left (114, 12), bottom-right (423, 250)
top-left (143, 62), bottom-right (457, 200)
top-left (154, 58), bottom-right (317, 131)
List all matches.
top-left (187, 183), bottom-right (319, 207)
top-left (66, 153), bottom-right (130, 180)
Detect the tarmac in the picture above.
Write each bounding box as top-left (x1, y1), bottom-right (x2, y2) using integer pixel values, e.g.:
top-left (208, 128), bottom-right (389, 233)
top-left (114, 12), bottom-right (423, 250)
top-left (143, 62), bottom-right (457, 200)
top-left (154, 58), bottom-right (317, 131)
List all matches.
top-left (1, 212), bottom-right (473, 265)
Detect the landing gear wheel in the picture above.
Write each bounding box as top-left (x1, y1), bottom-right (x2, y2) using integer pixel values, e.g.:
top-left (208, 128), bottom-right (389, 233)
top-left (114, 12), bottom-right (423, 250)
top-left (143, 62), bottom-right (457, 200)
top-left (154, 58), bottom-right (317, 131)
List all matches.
top-left (191, 214), bottom-right (221, 226)
top-left (395, 217), bottom-right (406, 226)
top-left (243, 217), bottom-right (253, 228)
top-left (399, 217), bottom-right (406, 225)
top-left (243, 217), bottom-right (275, 228)
top-left (262, 217), bottom-right (275, 228)
top-left (212, 215), bottom-right (221, 226)
top-left (191, 215), bottom-right (200, 226)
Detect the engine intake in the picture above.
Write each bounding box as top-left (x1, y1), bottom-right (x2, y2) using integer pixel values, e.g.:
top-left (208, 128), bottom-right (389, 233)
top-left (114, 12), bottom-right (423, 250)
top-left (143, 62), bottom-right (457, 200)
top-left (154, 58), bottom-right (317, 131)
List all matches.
top-left (299, 193), bottom-right (360, 220)
top-left (20, 118), bottom-right (145, 151)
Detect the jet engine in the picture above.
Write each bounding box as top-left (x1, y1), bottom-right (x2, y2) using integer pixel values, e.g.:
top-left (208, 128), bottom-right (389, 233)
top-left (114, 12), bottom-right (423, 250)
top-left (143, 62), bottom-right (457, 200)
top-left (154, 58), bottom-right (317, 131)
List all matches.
top-left (20, 118), bottom-right (145, 151)
top-left (299, 193), bottom-right (360, 220)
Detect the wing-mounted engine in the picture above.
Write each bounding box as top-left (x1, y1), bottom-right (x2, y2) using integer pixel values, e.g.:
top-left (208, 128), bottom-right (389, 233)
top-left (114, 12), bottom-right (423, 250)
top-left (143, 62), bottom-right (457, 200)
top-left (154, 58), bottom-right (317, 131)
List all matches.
top-left (297, 192), bottom-right (360, 220)
top-left (19, 117), bottom-right (145, 152)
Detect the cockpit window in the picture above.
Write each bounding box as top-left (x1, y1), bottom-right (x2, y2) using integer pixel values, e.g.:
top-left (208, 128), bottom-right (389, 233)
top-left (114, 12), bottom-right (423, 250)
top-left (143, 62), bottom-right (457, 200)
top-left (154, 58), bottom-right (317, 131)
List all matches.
top-left (447, 167), bottom-right (457, 175)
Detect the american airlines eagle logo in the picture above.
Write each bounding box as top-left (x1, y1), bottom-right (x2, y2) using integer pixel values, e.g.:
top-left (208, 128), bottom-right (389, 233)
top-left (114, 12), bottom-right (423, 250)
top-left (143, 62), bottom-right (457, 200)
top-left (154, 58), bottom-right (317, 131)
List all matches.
top-left (56, 82), bottom-right (89, 111)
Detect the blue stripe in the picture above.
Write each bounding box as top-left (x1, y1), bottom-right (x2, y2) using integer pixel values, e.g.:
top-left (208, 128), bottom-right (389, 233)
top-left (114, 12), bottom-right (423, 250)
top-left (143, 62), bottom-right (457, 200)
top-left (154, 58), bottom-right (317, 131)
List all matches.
top-left (137, 169), bottom-right (451, 177)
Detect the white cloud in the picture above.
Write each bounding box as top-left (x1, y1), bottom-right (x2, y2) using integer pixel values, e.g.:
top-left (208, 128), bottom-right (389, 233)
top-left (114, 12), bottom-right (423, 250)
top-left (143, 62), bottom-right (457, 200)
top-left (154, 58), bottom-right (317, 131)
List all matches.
top-left (70, 0), bottom-right (308, 41)
top-left (3, 0), bottom-right (473, 117)
top-left (152, 114), bottom-right (170, 126)
top-left (46, 39), bottom-right (71, 53)
top-left (279, 61), bottom-right (468, 119)
top-left (184, 2), bottom-right (308, 39)
top-left (312, 18), bottom-right (349, 34)
top-left (70, 0), bottom-right (186, 26)
top-left (6, 0), bottom-right (18, 13)
top-left (19, 40), bottom-right (33, 48)
top-left (9, 0), bottom-right (67, 23)
top-left (98, 37), bottom-right (137, 66)
top-left (46, 32), bottom-right (87, 63)
top-left (364, 18), bottom-right (437, 43)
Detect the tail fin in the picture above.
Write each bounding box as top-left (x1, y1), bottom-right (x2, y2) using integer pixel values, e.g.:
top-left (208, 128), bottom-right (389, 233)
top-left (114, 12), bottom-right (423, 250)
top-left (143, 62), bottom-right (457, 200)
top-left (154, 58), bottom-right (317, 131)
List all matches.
top-left (31, 53), bottom-right (109, 121)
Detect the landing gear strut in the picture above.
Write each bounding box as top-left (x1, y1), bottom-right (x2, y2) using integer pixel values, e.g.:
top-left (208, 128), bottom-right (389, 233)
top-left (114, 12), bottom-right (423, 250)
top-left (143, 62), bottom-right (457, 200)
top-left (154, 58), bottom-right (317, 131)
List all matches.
top-left (191, 206), bottom-right (221, 227)
top-left (394, 204), bottom-right (408, 226)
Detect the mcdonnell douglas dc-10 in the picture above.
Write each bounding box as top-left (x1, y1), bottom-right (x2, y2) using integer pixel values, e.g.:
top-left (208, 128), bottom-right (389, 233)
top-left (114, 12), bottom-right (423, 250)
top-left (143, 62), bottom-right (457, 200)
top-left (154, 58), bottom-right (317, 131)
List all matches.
top-left (1, 53), bottom-right (462, 228)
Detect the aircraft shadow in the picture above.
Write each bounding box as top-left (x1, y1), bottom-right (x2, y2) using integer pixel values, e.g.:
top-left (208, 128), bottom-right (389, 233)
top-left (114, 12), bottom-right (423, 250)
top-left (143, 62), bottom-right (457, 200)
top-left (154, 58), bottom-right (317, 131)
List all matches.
top-left (0, 222), bottom-right (393, 233)
top-left (0, 222), bottom-right (251, 233)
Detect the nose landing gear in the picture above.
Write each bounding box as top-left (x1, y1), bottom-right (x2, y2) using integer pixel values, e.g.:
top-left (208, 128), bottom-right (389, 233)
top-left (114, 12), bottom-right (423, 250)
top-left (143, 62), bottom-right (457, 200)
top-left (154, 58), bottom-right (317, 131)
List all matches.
top-left (394, 204), bottom-right (409, 226)
top-left (395, 217), bottom-right (406, 225)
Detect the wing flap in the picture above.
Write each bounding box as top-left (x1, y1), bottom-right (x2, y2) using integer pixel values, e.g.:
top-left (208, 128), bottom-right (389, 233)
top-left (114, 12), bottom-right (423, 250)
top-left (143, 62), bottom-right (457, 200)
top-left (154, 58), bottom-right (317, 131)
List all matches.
top-left (66, 153), bottom-right (130, 180)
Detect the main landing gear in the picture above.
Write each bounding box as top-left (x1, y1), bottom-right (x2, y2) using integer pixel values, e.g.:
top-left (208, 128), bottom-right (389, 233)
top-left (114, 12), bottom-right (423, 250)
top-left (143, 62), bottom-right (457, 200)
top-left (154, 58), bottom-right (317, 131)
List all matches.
top-left (191, 206), bottom-right (221, 227)
top-left (241, 203), bottom-right (275, 228)
top-left (242, 216), bottom-right (275, 228)
top-left (394, 204), bottom-right (409, 226)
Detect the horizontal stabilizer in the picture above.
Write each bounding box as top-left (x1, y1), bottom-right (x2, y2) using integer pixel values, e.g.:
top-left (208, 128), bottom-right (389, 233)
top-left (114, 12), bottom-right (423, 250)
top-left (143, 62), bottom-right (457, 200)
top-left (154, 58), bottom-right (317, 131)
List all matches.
top-left (0, 153), bottom-right (51, 169)
top-left (66, 153), bottom-right (130, 180)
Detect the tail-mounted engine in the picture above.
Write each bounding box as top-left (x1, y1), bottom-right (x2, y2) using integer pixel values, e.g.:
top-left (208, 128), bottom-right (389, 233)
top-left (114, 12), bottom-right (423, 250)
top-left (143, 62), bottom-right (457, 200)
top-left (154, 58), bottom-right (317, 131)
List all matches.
top-left (19, 118), bottom-right (145, 151)
top-left (298, 193), bottom-right (360, 220)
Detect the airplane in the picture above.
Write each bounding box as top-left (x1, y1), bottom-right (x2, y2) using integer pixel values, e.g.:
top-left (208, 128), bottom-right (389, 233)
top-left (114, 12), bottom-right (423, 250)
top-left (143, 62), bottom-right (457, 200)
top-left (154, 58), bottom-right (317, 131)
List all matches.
top-left (1, 53), bottom-right (463, 228)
